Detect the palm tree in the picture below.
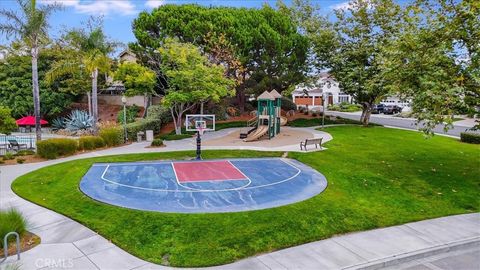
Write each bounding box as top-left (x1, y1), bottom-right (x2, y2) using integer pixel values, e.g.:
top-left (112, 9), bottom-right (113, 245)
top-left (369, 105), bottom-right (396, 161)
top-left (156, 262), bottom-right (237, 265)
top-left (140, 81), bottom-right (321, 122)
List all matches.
top-left (0, 0), bottom-right (59, 141)
top-left (47, 24), bottom-right (114, 133)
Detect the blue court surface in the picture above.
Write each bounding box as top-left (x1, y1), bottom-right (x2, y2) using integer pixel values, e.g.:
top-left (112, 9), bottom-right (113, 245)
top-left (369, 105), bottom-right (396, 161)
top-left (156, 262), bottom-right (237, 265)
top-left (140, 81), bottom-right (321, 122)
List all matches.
top-left (79, 158), bottom-right (328, 213)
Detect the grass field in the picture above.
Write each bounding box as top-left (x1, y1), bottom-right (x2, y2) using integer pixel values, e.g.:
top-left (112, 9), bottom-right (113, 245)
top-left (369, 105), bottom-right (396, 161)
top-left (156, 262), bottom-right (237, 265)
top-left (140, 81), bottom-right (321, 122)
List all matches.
top-left (12, 126), bottom-right (480, 267)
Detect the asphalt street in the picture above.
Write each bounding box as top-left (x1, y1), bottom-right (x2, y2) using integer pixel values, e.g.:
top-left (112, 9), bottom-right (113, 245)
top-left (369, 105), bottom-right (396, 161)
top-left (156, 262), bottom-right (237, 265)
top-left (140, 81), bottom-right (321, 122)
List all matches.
top-left (327, 111), bottom-right (478, 137)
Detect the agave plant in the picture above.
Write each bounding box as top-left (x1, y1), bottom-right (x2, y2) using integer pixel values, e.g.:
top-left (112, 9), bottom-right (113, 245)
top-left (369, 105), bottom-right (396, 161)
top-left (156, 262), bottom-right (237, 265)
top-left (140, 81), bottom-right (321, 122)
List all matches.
top-left (65, 110), bottom-right (93, 132)
top-left (51, 117), bottom-right (66, 131)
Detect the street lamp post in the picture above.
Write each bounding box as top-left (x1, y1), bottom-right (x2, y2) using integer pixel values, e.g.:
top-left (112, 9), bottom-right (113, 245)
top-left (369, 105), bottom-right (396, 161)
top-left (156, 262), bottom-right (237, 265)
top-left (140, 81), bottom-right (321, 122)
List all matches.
top-left (121, 95), bottom-right (128, 143)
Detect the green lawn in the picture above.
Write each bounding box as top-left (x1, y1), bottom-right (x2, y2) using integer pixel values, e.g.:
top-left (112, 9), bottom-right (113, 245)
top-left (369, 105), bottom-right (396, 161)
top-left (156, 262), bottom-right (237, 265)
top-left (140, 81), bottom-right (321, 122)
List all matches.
top-left (12, 126), bottom-right (480, 267)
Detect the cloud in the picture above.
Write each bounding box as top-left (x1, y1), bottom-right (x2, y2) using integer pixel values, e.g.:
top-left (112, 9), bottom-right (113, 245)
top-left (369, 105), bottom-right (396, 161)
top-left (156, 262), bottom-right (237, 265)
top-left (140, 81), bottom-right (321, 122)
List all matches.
top-left (330, 1), bottom-right (353, 10)
top-left (39, 0), bottom-right (138, 16)
top-left (145, 0), bottom-right (166, 8)
top-left (330, 0), bottom-right (373, 11)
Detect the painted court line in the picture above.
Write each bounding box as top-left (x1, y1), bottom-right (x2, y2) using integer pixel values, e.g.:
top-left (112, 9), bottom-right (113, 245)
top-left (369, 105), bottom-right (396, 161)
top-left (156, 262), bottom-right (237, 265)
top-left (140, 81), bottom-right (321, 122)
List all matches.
top-left (99, 159), bottom-right (301, 193)
top-left (172, 160), bottom-right (248, 182)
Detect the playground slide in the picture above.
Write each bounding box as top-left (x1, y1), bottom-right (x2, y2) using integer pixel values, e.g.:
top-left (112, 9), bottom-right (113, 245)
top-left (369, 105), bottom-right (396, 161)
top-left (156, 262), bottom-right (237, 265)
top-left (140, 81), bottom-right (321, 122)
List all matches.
top-left (280, 116), bottom-right (288, 126)
top-left (244, 125), bottom-right (268, 142)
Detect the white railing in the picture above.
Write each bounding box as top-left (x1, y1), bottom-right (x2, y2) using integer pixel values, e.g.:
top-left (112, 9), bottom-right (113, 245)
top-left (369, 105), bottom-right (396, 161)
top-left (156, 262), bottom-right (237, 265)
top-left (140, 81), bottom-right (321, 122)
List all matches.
top-left (0, 134), bottom-right (36, 155)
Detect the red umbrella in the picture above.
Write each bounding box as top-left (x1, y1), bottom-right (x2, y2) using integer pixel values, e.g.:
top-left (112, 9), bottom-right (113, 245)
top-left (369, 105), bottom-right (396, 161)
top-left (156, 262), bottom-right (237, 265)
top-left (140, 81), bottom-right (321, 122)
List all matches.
top-left (16, 116), bottom-right (48, 126)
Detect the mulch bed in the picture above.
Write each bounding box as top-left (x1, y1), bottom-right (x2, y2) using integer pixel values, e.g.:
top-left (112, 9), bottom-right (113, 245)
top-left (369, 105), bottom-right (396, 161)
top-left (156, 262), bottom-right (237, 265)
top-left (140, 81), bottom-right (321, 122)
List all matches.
top-left (0, 232), bottom-right (40, 258)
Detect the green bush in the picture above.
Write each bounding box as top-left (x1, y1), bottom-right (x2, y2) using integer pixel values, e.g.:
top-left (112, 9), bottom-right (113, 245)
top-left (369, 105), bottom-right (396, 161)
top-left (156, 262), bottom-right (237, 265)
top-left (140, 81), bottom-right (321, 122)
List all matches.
top-left (15, 150), bottom-right (35, 156)
top-left (281, 97), bottom-right (297, 112)
top-left (460, 132), bottom-right (480, 144)
top-left (78, 136), bottom-right (105, 150)
top-left (37, 138), bottom-right (78, 159)
top-left (125, 119), bottom-right (161, 141)
top-left (151, 138), bottom-right (164, 147)
top-left (117, 104), bottom-right (140, 124)
top-left (0, 209), bottom-right (27, 248)
top-left (99, 127), bottom-right (124, 147)
top-left (147, 105), bottom-right (171, 123)
top-left (328, 104), bottom-right (341, 111)
top-left (3, 152), bottom-right (15, 160)
top-left (16, 158), bottom-right (26, 164)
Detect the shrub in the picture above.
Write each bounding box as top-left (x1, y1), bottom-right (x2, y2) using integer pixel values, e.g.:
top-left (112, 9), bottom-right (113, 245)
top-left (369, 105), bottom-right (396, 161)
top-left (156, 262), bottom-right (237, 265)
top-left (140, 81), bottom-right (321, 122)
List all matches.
top-left (125, 119), bottom-right (161, 141)
top-left (226, 107), bottom-right (239, 117)
top-left (0, 106), bottom-right (18, 135)
top-left (151, 138), bottom-right (164, 147)
top-left (99, 127), bottom-right (124, 147)
top-left (37, 138), bottom-right (78, 159)
top-left (78, 136), bottom-right (105, 151)
top-left (281, 97), bottom-right (297, 112)
top-left (0, 209), bottom-right (27, 248)
top-left (16, 158), bottom-right (26, 164)
top-left (16, 150), bottom-right (35, 156)
top-left (460, 132), bottom-right (480, 144)
top-left (64, 110), bottom-right (93, 133)
top-left (147, 105), bottom-right (171, 123)
top-left (3, 152), bottom-right (15, 160)
top-left (328, 104), bottom-right (341, 111)
top-left (117, 105), bottom-right (140, 124)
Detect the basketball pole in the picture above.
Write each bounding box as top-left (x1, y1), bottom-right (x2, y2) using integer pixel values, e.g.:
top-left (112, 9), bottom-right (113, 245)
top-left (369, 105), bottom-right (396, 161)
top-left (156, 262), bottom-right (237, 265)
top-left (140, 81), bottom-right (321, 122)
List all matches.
top-left (196, 131), bottom-right (202, 160)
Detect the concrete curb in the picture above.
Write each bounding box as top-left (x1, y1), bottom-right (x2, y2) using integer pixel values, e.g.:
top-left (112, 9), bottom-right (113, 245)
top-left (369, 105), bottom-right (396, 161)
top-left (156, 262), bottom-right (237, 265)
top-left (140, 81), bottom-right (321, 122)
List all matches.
top-left (344, 236), bottom-right (480, 270)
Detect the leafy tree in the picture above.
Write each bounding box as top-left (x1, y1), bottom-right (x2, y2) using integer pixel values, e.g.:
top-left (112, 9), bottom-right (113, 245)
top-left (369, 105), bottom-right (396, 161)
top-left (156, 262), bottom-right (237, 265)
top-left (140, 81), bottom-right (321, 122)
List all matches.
top-left (0, 0), bottom-right (60, 140)
top-left (290, 0), bottom-right (405, 126)
top-left (113, 62), bottom-right (156, 117)
top-left (0, 106), bottom-right (17, 134)
top-left (130, 4), bottom-right (308, 111)
top-left (382, 0), bottom-right (480, 133)
top-left (0, 50), bottom-right (75, 119)
top-left (48, 19), bottom-right (115, 132)
top-left (158, 38), bottom-right (235, 134)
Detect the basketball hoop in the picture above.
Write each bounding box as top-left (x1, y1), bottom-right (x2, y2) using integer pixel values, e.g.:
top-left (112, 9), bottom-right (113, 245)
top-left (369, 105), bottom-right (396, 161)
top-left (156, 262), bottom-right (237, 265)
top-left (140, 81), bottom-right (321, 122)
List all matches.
top-left (186, 114), bottom-right (215, 160)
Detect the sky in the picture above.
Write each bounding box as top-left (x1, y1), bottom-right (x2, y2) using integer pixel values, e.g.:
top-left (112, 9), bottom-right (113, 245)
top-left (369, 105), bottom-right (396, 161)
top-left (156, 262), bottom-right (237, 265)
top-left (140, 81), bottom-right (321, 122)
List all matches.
top-left (0, 0), bottom-right (351, 53)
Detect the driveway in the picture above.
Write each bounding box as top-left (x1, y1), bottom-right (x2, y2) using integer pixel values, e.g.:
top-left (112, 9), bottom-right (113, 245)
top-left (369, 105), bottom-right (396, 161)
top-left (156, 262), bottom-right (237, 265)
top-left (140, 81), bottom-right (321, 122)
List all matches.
top-left (327, 111), bottom-right (478, 137)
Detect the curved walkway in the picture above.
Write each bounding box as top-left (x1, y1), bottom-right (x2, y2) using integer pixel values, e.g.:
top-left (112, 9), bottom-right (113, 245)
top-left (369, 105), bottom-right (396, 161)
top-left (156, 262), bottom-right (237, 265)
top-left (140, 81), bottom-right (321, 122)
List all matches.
top-left (1, 127), bottom-right (478, 270)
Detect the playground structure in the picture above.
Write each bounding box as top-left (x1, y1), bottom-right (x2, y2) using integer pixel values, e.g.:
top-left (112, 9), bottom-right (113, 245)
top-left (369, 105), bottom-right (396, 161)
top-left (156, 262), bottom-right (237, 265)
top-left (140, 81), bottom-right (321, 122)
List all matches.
top-left (241, 90), bottom-right (288, 142)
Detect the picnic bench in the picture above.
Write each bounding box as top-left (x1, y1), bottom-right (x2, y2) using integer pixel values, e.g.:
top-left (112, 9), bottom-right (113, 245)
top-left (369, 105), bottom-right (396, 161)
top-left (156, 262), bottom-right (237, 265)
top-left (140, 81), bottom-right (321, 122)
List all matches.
top-left (300, 138), bottom-right (322, 151)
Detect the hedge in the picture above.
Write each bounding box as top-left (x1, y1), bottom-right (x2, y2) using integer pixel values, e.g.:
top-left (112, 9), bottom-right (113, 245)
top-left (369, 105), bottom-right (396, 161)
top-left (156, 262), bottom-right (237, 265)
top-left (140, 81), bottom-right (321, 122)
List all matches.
top-left (37, 138), bottom-right (78, 159)
top-left (78, 136), bottom-right (105, 150)
top-left (125, 119), bottom-right (161, 141)
top-left (460, 132), bottom-right (480, 144)
top-left (99, 127), bottom-right (124, 147)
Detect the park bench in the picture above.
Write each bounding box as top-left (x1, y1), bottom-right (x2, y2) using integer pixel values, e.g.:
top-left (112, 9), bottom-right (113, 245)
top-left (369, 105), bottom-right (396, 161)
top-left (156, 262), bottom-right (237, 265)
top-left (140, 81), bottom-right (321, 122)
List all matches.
top-left (300, 138), bottom-right (322, 151)
top-left (8, 139), bottom-right (28, 151)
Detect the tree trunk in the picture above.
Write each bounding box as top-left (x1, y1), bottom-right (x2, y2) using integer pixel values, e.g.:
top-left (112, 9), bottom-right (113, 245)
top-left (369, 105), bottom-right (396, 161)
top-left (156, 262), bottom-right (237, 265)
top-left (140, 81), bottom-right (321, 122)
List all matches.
top-left (361, 102), bottom-right (373, 126)
top-left (91, 68), bottom-right (99, 134)
top-left (200, 102), bottom-right (204, 115)
top-left (143, 93), bottom-right (149, 118)
top-left (236, 72), bottom-right (247, 113)
top-left (86, 91), bottom-right (92, 116)
top-left (31, 47), bottom-right (41, 142)
top-left (170, 107), bottom-right (183, 135)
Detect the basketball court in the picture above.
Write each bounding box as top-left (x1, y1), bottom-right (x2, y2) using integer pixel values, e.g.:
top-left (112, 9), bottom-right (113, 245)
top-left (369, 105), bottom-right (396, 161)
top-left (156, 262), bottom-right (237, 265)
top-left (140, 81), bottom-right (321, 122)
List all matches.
top-left (80, 158), bottom-right (328, 213)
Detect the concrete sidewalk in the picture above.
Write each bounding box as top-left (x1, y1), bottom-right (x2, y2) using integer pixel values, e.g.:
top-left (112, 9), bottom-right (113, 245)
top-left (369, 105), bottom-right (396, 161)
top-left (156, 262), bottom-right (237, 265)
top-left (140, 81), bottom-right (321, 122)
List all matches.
top-left (1, 135), bottom-right (479, 269)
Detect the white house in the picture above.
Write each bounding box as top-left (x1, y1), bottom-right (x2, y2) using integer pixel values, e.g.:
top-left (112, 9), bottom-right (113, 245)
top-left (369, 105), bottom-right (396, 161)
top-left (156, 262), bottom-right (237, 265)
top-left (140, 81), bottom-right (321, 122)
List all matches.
top-left (380, 95), bottom-right (412, 112)
top-left (292, 73), bottom-right (352, 109)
